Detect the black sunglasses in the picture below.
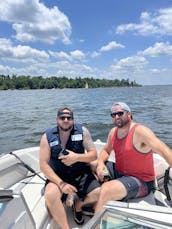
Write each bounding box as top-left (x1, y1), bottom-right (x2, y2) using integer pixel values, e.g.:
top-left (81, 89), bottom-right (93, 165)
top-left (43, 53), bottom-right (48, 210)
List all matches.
top-left (59, 116), bottom-right (73, 121)
top-left (111, 111), bottom-right (124, 118)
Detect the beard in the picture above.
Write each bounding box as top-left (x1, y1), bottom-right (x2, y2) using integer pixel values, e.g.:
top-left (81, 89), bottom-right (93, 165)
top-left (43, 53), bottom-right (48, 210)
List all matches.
top-left (59, 124), bottom-right (73, 132)
top-left (115, 117), bottom-right (130, 128)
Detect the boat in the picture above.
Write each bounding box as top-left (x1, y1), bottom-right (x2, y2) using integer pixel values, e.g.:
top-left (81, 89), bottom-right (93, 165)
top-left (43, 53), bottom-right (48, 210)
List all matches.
top-left (85, 82), bottom-right (89, 89)
top-left (0, 139), bottom-right (172, 229)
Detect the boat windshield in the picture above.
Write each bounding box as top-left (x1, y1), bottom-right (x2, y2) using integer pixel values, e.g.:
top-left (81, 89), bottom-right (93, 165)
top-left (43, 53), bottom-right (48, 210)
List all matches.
top-left (94, 211), bottom-right (152, 229)
top-left (83, 202), bottom-right (172, 229)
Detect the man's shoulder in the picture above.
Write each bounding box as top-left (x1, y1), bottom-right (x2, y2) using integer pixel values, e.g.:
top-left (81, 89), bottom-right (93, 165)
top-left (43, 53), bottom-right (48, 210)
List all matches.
top-left (134, 123), bottom-right (153, 135)
top-left (82, 126), bottom-right (87, 131)
top-left (73, 123), bottom-right (83, 133)
top-left (134, 123), bottom-right (147, 131)
top-left (110, 127), bottom-right (117, 134)
top-left (82, 126), bottom-right (90, 135)
top-left (45, 126), bottom-right (57, 135)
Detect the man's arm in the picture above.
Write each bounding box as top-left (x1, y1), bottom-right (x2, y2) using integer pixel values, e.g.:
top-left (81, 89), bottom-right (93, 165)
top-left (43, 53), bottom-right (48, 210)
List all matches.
top-left (96, 128), bottom-right (115, 180)
top-left (40, 133), bottom-right (77, 194)
top-left (81, 126), bottom-right (97, 161)
top-left (39, 133), bottom-right (64, 187)
top-left (136, 125), bottom-right (172, 167)
top-left (98, 128), bottom-right (115, 163)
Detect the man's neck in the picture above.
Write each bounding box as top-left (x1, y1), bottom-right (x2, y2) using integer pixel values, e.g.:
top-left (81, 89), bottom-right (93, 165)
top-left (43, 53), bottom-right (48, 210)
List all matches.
top-left (59, 129), bottom-right (71, 148)
top-left (117, 121), bottom-right (132, 139)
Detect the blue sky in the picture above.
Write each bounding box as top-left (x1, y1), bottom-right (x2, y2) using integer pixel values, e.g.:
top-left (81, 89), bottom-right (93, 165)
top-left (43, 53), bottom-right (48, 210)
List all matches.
top-left (0, 0), bottom-right (172, 85)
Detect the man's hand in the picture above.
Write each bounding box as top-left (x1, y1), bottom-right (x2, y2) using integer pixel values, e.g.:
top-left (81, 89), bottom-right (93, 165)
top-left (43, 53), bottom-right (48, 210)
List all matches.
top-left (96, 163), bottom-right (106, 182)
top-left (59, 150), bottom-right (78, 166)
top-left (59, 181), bottom-right (77, 194)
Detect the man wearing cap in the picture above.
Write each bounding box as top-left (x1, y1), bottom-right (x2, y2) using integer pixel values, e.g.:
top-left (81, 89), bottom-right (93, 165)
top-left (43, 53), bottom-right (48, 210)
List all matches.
top-left (95, 102), bottom-right (172, 213)
top-left (40, 107), bottom-right (100, 229)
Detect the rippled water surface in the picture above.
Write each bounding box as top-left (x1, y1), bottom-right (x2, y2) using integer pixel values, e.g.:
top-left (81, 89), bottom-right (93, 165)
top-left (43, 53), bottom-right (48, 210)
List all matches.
top-left (0, 86), bottom-right (172, 154)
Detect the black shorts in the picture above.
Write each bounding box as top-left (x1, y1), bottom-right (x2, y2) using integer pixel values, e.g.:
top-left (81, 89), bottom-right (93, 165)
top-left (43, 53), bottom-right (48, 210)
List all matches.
top-left (45, 167), bottom-right (100, 201)
top-left (105, 161), bottom-right (154, 201)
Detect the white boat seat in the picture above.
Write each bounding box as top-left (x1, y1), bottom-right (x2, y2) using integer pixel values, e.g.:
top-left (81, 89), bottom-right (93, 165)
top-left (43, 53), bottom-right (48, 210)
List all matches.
top-left (20, 174), bottom-right (51, 229)
top-left (9, 173), bottom-right (51, 229)
top-left (19, 174), bottom-right (91, 229)
top-left (0, 151), bottom-right (40, 189)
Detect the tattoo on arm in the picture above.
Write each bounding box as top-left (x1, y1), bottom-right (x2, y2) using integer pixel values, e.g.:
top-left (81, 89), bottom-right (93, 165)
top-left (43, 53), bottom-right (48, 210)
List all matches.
top-left (82, 127), bottom-right (95, 151)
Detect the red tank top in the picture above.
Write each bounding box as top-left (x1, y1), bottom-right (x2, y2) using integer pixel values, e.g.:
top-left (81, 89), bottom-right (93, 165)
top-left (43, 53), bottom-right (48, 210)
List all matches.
top-left (112, 124), bottom-right (155, 181)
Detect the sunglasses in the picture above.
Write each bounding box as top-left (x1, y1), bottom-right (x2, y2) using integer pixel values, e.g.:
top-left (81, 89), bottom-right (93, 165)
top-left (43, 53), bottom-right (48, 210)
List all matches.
top-left (111, 111), bottom-right (124, 118)
top-left (59, 116), bottom-right (73, 121)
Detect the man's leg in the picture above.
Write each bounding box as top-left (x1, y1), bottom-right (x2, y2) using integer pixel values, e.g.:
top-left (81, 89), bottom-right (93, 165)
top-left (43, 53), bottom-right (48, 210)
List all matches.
top-left (75, 186), bottom-right (100, 211)
top-left (95, 175), bottom-right (152, 213)
top-left (95, 179), bottom-right (127, 213)
top-left (73, 172), bottom-right (101, 224)
top-left (45, 182), bottom-right (70, 229)
top-left (73, 187), bottom-right (100, 224)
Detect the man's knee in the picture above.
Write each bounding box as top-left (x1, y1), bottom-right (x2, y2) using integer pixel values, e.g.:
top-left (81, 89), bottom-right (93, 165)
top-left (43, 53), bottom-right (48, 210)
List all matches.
top-left (100, 180), bottom-right (127, 200)
top-left (45, 182), bottom-right (61, 201)
top-left (90, 186), bottom-right (100, 196)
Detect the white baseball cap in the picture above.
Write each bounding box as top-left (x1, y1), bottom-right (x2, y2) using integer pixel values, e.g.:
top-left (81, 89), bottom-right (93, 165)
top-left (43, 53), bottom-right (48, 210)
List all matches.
top-left (111, 102), bottom-right (131, 113)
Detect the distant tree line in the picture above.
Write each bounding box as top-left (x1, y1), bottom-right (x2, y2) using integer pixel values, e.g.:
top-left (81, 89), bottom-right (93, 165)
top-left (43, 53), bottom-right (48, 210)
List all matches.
top-left (0, 75), bottom-right (141, 90)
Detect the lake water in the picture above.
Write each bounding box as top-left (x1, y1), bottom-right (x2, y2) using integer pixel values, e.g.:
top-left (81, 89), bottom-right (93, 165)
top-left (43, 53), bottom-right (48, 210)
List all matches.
top-left (0, 86), bottom-right (172, 154)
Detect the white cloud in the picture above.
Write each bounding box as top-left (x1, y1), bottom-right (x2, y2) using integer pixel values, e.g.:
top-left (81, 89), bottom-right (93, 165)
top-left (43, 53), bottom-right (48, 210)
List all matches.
top-left (0, 56), bottom-right (98, 78)
top-left (0, 64), bottom-right (45, 76)
top-left (150, 68), bottom-right (167, 73)
top-left (0, 0), bottom-right (71, 44)
top-left (91, 51), bottom-right (101, 58)
top-left (151, 68), bottom-right (161, 73)
top-left (0, 38), bottom-right (49, 62)
top-left (0, 64), bottom-right (15, 74)
top-left (139, 42), bottom-right (172, 57)
top-left (70, 50), bottom-right (85, 61)
top-left (49, 51), bottom-right (71, 61)
top-left (111, 56), bottom-right (148, 76)
top-left (100, 41), bottom-right (125, 52)
top-left (116, 7), bottom-right (172, 36)
top-left (79, 39), bottom-right (85, 43)
top-left (49, 50), bottom-right (86, 62)
top-left (37, 61), bottom-right (97, 78)
top-left (112, 56), bottom-right (147, 68)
